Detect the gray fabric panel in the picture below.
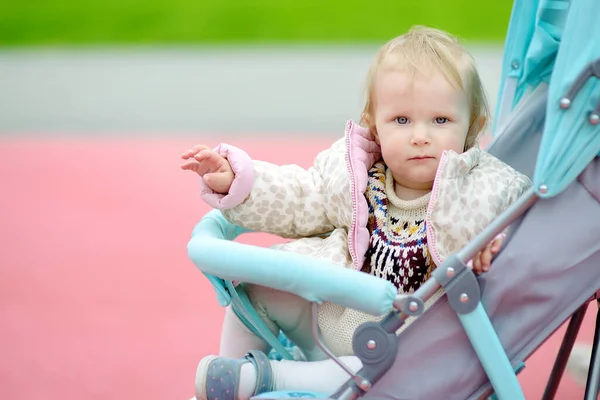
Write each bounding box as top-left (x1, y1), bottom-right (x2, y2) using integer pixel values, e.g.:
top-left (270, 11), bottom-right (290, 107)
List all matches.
top-left (580, 156), bottom-right (600, 201)
top-left (486, 84), bottom-right (547, 179)
top-left (361, 158), bottom-right (600, 400)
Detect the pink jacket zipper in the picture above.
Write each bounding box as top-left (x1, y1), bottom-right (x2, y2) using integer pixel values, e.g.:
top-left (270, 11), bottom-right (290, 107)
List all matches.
top-left (344, 121), bottom-right (360, 269)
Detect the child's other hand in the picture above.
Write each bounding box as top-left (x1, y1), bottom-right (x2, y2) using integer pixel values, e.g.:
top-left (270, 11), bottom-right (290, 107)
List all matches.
top-left (472, 235), bottom-right (504, 274)
top-left (181, 145), bottom-right (234, 194)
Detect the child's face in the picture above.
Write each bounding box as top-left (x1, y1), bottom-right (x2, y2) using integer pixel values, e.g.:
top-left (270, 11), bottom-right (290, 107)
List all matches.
top-left (373, 68), bottom-right (470, 193)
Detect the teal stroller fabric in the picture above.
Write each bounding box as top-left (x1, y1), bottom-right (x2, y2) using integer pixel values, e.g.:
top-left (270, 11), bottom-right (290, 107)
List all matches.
top-left (496, 0), bottom-right (600, 198)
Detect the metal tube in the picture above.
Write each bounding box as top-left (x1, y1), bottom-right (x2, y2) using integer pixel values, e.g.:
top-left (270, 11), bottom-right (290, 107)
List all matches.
top-left (336, 387), bottom-right (360, 400)
top-left (310, 303), bottom-right (360, 380)
top-left (388, 279), bottom-right (442, 332)
top-left (542, 303), bottom-right (588, 400)
top-left (584, 302), bottom-right (600, 399)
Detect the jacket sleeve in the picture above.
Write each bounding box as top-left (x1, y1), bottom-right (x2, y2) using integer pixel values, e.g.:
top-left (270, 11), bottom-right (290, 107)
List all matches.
top-left (507, 172), bottom-right (533, 204)
top-left (199, 140), bottom-right (346, 238)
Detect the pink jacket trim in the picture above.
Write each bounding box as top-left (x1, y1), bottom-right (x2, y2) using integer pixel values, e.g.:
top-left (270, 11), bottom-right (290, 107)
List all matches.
top-left (199, 143), bottom-right (255, 210)
top-left (345, 121), bottom-right (381, 269)
top-left (425, 152), bottom-right (448, 267)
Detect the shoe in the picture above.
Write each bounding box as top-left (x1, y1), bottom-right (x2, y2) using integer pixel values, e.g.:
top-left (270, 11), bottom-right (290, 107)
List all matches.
top-left (195, 350), bottom-right (274, 400)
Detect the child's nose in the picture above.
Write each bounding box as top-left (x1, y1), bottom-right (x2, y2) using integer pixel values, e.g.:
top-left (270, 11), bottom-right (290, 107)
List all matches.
top-left (410, 126), bottom-right (431, 145)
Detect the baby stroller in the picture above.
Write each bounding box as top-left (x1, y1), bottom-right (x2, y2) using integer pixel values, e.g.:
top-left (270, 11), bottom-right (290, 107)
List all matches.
top-left (187, 0), bottom-right (600, 398)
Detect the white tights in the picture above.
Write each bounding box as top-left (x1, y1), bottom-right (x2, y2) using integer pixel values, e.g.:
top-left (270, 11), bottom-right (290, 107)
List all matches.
top-left (218, 284), bottom-right (362, 398)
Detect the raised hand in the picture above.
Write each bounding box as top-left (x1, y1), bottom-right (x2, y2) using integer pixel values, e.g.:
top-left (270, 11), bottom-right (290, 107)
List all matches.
top-left (181, 145), bottom-right (234, 194)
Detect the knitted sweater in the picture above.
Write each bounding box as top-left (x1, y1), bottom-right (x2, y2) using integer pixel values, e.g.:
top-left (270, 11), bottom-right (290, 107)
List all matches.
top-left (363, 162), bottom-right (433, 293)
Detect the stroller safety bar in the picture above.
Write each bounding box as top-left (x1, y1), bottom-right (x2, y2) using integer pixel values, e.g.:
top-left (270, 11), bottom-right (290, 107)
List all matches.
top-left (187, 209), bottom-right (398, 317)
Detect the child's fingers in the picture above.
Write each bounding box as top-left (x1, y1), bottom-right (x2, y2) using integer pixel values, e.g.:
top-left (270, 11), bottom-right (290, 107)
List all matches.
top-left (472, 252), bottom-right (482, 274)
top-left (191, 150), bottom-right (224, 177)
top-left (194, 150), bottom-right (225, 170)
top-left (181, 145), bottom-right (211, 159)
top-left (193, 149), bottom-right (216, 162)
top-left (180, 159), bottom-right (199, 170)
top-left (490, 237), bottom-right (503, 253)
top-left (480, 248), bottom-right (493, 272)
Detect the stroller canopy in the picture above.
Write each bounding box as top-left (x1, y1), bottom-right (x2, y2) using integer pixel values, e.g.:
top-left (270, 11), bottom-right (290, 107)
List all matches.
top-left (495, 0), bottom-right (600, 198)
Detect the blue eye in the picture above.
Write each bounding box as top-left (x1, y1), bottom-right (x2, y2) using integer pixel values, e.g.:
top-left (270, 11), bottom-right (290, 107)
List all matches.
top-left (395, 117), bottom-right (409, 125)
top-left (434, 117), bottom-right (449, 124)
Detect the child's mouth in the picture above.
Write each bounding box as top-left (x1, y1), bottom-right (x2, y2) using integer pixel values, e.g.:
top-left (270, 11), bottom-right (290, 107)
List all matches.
top-left (409, 156), bottom-right (434, 161)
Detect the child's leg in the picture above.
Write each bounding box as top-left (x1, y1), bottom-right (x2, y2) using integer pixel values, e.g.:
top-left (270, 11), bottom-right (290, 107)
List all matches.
top-left (219, 305), bottom-right (271, 358)
top-left (197, 353), bottom-right (363, 400)
top-left (197, 285), bottom-right (358, 400)
top-left (272, 356), bottom-right (363, 393)
top-left (219, 284), bottom-right (327, 361)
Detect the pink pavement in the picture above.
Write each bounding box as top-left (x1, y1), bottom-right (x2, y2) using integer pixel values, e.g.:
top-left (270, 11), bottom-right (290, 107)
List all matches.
top-left (0, 137), bottom-right (590, 399)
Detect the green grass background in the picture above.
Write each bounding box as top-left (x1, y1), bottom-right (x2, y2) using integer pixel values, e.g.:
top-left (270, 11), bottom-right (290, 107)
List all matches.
top-left (0, 0), bottom-right (514, 46)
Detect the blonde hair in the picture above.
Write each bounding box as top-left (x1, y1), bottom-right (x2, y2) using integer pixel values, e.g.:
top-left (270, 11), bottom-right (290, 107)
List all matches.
top-left (360, 26), bottom-right (490, 150)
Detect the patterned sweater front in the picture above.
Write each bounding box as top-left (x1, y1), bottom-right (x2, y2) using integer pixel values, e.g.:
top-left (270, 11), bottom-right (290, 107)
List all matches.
top-left (362, 162), bottom-right (434, 293)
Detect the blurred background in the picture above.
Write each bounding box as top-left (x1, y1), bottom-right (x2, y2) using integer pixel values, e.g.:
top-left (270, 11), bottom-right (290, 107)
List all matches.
top-left (0, 0), bottom-right (512, 136)
top-left (0, 1), bottom-right (592, 399)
